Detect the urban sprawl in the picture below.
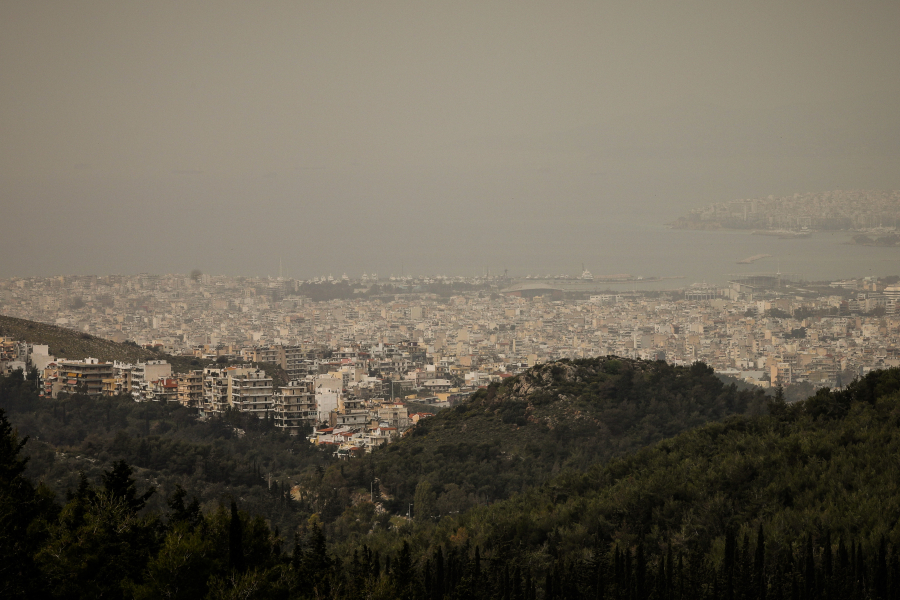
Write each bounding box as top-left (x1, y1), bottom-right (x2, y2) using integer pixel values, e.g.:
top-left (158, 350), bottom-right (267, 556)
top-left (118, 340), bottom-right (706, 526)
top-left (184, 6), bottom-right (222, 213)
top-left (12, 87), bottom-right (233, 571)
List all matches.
top-left (2, 271), bottom-right (899, 455)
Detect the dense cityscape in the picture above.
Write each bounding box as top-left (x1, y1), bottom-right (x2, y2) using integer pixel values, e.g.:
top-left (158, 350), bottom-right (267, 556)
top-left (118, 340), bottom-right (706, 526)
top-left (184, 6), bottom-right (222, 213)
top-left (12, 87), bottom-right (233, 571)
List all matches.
top-left (2, 269), bottom-right (899, 452)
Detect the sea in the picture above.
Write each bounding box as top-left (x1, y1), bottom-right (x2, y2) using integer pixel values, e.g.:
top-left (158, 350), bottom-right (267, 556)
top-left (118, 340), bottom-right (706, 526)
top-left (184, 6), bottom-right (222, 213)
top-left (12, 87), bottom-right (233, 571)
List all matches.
top-left (425, 220), bottom-right (900, 292)
top-left (559, 225), bottom-right (900, 291)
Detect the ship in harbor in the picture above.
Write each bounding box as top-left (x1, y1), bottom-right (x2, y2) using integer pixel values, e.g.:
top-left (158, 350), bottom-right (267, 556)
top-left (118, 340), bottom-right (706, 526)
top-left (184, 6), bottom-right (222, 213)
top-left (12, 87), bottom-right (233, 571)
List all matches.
top-left (737, 253), bottom-right (771, 264)
top-left (751, 229), bottom-right (811, 239)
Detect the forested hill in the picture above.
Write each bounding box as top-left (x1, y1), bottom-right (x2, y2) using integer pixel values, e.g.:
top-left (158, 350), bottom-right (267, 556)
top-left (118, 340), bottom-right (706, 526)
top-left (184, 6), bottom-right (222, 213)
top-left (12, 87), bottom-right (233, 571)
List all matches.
top-left (319, 368), bottom-right (900, 600)
top-left (0, 374), bottom-right (330, 537)
top-left (7, 369), bottom-right (900, 597)
top-left (330, 357), bottom-right (768, 517)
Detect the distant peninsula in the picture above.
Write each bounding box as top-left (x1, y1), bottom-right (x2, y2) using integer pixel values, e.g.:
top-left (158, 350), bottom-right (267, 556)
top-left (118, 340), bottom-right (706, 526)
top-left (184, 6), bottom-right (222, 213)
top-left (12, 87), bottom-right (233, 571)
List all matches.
top-left (668, 190), bottom-right (900, 236)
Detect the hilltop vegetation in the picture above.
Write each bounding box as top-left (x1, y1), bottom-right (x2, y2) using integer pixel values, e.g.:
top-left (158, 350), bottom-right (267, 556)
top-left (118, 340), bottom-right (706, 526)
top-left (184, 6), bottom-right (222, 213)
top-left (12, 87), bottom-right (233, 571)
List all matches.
top-left (329, 357), bottom-right (768, 516)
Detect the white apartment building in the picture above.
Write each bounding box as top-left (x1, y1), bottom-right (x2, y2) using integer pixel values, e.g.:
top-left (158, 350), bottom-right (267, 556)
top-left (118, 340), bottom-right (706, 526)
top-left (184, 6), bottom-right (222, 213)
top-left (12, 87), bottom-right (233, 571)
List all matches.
top-left (201, 366), bottom-right (272, 417)
top-left (274, 379), bottom-right (317, 435)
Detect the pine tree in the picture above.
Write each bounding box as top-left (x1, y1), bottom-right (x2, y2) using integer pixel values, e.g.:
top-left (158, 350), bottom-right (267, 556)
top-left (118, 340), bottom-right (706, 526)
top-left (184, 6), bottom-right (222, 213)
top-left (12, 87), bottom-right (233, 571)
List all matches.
top-left (0, 408), bottom-right (48, 598)
top-left (102, 459), bottom-right (154, 513)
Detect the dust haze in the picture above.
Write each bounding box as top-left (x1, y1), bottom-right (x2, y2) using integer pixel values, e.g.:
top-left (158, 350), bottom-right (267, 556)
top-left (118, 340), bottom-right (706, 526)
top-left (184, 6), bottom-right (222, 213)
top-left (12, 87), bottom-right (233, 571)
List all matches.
top-left (2, 1), bottom-right (899, 278)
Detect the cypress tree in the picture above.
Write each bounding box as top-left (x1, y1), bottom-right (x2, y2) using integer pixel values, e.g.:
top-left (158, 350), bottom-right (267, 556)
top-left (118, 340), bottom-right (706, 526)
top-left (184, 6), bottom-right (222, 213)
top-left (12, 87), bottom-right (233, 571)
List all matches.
top-left (889, 545), bottom-right (900, 600)
top-left (625, 547), bottom-right (633, 599)
top-left (804, 535), bottom-right (815, 600)
top-left (755, 524), bottom-right (767, 600)
top-left (595, 547), bottom-right (607, 600)
top-left (434, 547), bottom-right (444, 600)
top-left (876, 536), bottom-right (888, 600)
top-left (655, 555), bottom-right (666, 600)
top-left (822, 531), bottom-right (832, 598)
top-left (615, 547), bottom-right (623, 595)
top-left (768, 564), bottom-right (782, 600)
top-left (423, 558), bottom-right (432, 599)
top-left (724, 528), bottom-right (736, 600)
top-left (740, 532), bottom-right (752, 599)
top-left (393, 541), bottom-right (412, 598)
top-left (512, 565), bottom-right (523, 600)
top-left (501, 563), bottom-right (510, 600)
top-left (835, 539), bottom-right (849, 599)
top-left (636, 544), bottom-right (647, 600)
top-left (665, 546), bottom-right (674, 600)
top-left (855, 543), bottom-right (866, 598)
top-left (474, 545), bottom-right (481, 583)
top-left (447, 547), bottom-right (456, 593)
top-left (228, 500), bottom-right (245, 572)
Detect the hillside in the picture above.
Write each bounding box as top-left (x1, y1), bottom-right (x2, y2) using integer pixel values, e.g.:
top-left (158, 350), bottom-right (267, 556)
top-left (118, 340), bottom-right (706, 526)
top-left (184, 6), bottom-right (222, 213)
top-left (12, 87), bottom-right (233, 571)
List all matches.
top-left (0, 313), bottom-right (170, 364)
top-left (319, 368), bottom-right (900, 599)
top-left (0, 314), bottom-right (288, 382)
top-left (0, 373), bottom-right (331, 536)
top-left (326, 357), bottom-right (768, 518)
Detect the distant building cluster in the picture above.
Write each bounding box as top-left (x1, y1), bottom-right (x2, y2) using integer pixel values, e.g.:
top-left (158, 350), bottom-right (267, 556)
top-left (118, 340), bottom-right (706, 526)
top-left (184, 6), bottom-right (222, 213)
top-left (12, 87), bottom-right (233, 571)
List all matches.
top-left (670, 189), bottom-right (900, 231)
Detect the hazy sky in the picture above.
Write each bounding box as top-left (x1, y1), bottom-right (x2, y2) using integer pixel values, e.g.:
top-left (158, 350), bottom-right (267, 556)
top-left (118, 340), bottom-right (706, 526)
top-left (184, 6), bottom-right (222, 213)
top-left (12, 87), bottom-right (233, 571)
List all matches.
top-left (2, 1), bottom-right (899, 279)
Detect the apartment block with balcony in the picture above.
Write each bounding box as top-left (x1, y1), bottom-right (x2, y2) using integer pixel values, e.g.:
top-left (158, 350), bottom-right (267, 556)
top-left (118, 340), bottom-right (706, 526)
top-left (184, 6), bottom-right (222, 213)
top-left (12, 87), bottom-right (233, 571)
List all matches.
top-left (202, 366), bottom-right (233, 415)
top-left (131, 360), bottom-right (172, 400)
top-left (274, 379), bottom-right (316, 435)
top-left (230, 370), bottom-right (274, 418)
top-left (57, 358), bottom-right (114, 396)
top-left (177, 370), bottom-right (203, 407)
